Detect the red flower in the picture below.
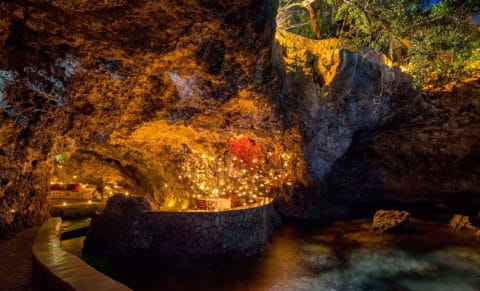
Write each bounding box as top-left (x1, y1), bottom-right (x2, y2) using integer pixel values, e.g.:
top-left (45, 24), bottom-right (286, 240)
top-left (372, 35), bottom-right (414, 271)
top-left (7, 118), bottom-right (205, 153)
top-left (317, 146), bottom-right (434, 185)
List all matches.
top-left (227, 134), bottom-right (263, 166)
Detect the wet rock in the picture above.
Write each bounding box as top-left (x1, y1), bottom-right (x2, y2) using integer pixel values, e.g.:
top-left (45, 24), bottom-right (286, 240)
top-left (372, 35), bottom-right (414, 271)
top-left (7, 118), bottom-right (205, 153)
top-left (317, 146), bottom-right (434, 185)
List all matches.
top-left (372, 210), bottom-right (410, 233)
top-left (449, 214), bottom-right (476, 232)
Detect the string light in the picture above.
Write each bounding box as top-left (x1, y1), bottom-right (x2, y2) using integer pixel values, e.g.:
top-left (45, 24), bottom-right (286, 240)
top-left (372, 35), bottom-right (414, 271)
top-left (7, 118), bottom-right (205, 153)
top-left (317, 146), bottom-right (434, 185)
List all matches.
top-left (160, 147), bottom-right (296, 211)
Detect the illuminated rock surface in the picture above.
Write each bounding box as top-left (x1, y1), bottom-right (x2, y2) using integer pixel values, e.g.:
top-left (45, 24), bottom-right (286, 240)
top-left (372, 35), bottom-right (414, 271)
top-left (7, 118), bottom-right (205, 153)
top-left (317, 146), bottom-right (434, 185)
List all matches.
top-left (372, 210), bottom-right (410, 233)
top-left (449, 214), bottom-right (476, 232)
top-left (0, 0), bottom-right (479, 237)
top-left (274, 31), bottom-right (480, 219)
top-left (0, 0), bottom-right (284, 236)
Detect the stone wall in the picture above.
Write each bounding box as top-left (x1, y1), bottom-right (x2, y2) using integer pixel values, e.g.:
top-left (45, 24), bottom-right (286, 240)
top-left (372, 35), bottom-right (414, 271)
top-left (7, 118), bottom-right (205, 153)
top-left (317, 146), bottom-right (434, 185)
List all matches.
top-left (146, 200), bottom-right (280, 257)
top-left (84, 195), bottom-right (280, 258)
top-left (32, 217), bottom-right (131, 290)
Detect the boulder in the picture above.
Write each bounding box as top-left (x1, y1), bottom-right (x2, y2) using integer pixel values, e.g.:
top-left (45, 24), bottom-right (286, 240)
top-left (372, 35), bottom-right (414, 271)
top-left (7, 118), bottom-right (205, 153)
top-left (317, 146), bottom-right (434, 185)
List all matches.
top-left (84, 194), bottom-right (153, 257)
top-left (372, 210), bottom-right (410, 233)
top-left (449, 214), bottom-right (476, 232)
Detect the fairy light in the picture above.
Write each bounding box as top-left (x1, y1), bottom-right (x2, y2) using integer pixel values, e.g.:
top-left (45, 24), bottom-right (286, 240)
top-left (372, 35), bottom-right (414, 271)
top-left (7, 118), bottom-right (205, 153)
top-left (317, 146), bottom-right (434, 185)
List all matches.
top-left (160, 147), bottom-right (295, 210)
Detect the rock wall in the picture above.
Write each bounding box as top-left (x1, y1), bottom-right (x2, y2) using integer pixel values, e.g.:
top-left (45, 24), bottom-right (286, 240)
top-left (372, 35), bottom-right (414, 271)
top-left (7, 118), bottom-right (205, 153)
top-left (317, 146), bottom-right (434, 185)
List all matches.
top-left (84, 194), bottom-right (280, 258)
top-left (0, 0), bottom-right (287, 237)
top-left (1, 0), bottom-right (478, 236)
top-left (272, 31), bottom-right (418, 220)
top-left (326, 79), bottom-right (480, 215)
top-left (273, 31), bottom-right (480, 219)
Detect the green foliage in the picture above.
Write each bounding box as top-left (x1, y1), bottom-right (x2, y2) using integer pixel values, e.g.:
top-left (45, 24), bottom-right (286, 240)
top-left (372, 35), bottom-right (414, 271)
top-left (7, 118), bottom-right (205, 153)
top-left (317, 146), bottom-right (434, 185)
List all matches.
top-left (408, 21), bottom-right (480, 86)
top-left (277, 0), bottom-right (480, 86)
top-left (277, 0), bottom-right (313, 38)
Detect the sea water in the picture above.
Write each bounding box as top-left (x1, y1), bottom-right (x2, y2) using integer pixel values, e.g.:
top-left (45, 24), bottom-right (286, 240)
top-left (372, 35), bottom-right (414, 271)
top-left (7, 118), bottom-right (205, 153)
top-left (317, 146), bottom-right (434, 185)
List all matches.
top-left (62, 219), bottom-right (480, 291)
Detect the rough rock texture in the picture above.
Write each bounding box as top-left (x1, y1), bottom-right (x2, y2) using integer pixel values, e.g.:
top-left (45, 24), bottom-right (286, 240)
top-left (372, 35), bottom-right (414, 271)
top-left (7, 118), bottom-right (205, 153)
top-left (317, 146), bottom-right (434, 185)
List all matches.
top-left (273, 31), bottom-right (419, 220)
top-left (449, 214), bottom-right (476, 232)
top-left (84, 194), bottom-right (152, 256)
top-left (273, 31), bottom-right (480, 220)
top-left (372, 210), bottom-right (410, 233)
top-left (1, 0), bottom-right (479, 236)
top-left (326, 79), bottom-right (480, 215)
top-left (85, 195), bottom-right (280, 258)
top-left (0, 0), bottom-right (286, 236)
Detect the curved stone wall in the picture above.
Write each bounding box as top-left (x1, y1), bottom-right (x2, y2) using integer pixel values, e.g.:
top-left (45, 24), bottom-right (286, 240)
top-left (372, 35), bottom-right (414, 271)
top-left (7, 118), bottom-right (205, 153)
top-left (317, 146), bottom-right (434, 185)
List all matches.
top-left (84, 195), bottom-right (280, 258)
top-left (33, 217), bottom-right (131, 291)
top-left (146, 199), bottom-right (279, 257)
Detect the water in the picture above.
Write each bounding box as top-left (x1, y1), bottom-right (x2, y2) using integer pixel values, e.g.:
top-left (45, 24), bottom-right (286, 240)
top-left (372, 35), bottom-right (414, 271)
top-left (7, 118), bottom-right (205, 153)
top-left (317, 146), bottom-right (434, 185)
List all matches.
top-left (61, 219), bottom-right (480, 291)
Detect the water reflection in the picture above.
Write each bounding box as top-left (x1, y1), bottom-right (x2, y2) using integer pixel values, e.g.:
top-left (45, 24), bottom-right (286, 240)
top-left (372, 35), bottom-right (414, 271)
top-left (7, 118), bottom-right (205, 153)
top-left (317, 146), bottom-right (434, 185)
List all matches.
top-left (62, 219), bottom-right (480, 291)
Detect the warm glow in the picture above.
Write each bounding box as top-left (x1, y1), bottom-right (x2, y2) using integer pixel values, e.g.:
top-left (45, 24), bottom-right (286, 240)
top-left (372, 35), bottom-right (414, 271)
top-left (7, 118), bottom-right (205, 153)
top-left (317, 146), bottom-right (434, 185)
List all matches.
top-left (161, 136), bottom-right (296, 211)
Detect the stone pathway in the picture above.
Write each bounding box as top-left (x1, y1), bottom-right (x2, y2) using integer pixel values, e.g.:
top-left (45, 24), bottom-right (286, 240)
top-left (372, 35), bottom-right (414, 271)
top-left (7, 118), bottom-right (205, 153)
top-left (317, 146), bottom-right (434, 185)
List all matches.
top-left (0, 226), bottom-right (39, 290)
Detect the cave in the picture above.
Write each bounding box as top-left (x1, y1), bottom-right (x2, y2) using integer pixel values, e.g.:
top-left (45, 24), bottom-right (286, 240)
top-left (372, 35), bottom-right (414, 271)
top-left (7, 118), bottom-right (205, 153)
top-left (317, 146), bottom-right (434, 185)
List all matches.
top-left (1, 0), bottom-right (479, 290)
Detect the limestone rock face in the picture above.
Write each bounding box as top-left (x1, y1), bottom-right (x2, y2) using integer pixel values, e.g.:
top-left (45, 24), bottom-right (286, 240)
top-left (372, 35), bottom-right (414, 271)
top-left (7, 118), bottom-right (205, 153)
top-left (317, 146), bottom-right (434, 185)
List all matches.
top-left (1, 0), bottom-right (479, 236)
top-left (274, 31), bottom-right (480, 219)
top-left (273, 31), bottom-right (418, 220)
top-left (0, 0), bottom-right (283, 236)
top-left (326, 80), bottom-right (480, 213)
top-left (372, 210), bottom-right (410, 233)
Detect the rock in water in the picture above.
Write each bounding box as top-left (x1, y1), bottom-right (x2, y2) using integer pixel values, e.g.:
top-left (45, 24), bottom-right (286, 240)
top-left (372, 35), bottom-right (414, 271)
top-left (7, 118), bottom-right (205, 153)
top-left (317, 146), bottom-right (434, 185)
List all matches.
top-left (84, 194), bottom-right (153, 257)
top-left (449, 214), bottom-right (476, 232)
top-left (372, 210), bottom-right (410, 233)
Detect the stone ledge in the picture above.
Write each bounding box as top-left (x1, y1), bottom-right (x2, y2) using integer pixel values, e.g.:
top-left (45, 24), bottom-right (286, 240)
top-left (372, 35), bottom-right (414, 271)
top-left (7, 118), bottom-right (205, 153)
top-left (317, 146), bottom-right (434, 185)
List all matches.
top-left (32, 217), bottom-right (131, 291)
top-left (84, 195), bottom-right (281, 258)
